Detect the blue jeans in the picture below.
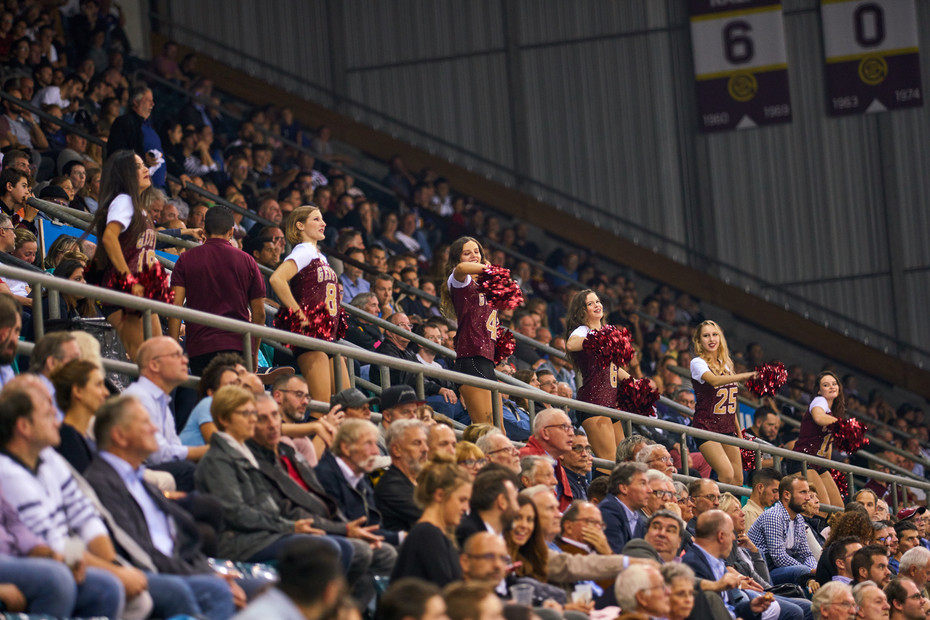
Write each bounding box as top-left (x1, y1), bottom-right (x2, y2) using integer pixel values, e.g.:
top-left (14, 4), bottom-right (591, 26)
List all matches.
top-left (147, 573), bottom-right (235, 620)
top-left (247, 534), bottom-right (352, 574)
top-left (745, 590), bottom-right (807, 620)
top-left (76, 566), bottom-right (125, 619)
top-left (0, 555), bottom-right (77, 617)
top-left (770, 564), bottom-right (815, 586)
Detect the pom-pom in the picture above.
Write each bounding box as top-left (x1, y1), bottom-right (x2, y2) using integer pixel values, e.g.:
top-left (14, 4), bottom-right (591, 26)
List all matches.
top-left (274, 301), bottom-right (340, 347)
top-left (829, 468), bottom-right (849, 500)
top-left (494, 327), bottom-right (516, 364)
top-left (830, 417), bottom-right (869, 454)
top-left (103, 270), bottom-right (139, 295)
top-left (746, 362), bottom-right (788, 397)
top-left (334, 310), bottom-right (348, 341)
top-left (617, 377), bottom-right (659, 417)
top-left (740, 430), bottom-right (757, 471)
top-left (582, 325), bottom-right (634, 368)
top-left (136, 262), bottom-right (174, 305)
top-left (476, 265), bottom-right (524, 310)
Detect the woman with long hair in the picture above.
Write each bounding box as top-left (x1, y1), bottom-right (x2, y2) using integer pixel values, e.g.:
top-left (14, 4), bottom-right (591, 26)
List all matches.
top-left (390, 458), bottom-right (472, 586)
top-left (52, 258), bottom-right (99, 319)
top-left (51, 359), bottom-right (110, 473)
top-left (86, 150), bottom-right (159, 361)
top-left (690, 320), bottom-right (757, 486)
top-left (565, 289), bottom-right (631, 461)
top-left (505, 494), bottom-right (549, 582)
top-left (269, 205), bottom-right (349, 403)
top-left (791, 371), bottom-right (847, 508)
top-left (439, 236), bottom-right (503, 425)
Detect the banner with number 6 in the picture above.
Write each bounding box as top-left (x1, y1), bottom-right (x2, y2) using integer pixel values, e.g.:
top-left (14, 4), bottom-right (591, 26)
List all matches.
top-left (821, 0), bottom-right (923, 115)
top-left (689, 0), bottom-right (793, 132)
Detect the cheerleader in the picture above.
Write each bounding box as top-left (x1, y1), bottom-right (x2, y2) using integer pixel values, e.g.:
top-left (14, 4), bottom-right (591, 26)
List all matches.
top-left (439, 236), bottom-right (503, 425)
top-left (690, 320), bottom-right (757, 486)
top-left (791, 371), bottom-right (845, 508)
top-left (565, 289), bottom-right (630, 461)
top-left (87, 150), bottom-right (159, 361)
top-left (269, 206), bottom-right (349, 402)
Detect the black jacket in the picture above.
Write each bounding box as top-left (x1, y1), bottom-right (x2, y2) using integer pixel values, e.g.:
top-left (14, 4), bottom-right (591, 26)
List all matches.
top-left (107, 110), bottom-right (145, 158)
top-left (374, 466), bottom-right (422, 533)
top-left (375, 338), bottom-right (452, 396)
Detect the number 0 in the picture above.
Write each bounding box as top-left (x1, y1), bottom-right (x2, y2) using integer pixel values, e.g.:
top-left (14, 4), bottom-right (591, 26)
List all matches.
top-left (854, 3), bottom-right (885, 48)
top-left (723, 21), bottom-right (754, 64)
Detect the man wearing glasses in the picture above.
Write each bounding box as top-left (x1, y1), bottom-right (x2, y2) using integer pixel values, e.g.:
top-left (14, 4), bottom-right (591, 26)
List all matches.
top-left (812, 581), bottom-right (857, 620)
top-left (642, 469), bottom-right (679, 519)
top-left (562, 428), bottom-right (593, 501)
top-left (519, 408), bottom-right (575, 511)
top-left (475, 429), bottom-right (520, 475)
top-left (884, 577), bottom-right (924, 620)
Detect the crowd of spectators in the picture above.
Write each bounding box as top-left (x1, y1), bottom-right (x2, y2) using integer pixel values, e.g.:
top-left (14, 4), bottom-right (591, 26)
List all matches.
top-left (3, 2), bottom-right (930, 619)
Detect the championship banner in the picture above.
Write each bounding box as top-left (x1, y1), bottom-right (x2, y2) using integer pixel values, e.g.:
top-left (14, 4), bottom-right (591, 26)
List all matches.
top-left (689, 0), bottom-right (792, 132)
top-left (821, 0), bottom-right (923, 116)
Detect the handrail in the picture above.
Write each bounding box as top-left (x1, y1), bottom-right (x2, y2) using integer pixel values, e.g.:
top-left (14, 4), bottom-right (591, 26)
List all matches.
top-left (5, 263), bottom-right (928, 504)
top-left (148, 13), bottom-right (929, 361)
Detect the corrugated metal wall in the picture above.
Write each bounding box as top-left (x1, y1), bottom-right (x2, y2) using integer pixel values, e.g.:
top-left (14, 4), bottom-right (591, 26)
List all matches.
top-left (160, 0), bottom-right (930, 363)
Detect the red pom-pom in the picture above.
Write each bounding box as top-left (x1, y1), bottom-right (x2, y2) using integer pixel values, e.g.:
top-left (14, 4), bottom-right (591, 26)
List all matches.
top-left (136, 262), bottom-right (174, 305)
top-left (746, 362), bottom-right (788, 397)
top-left (617, 377), bottom-right (659, 417)
top-left (582, 325), bottom-right (634, 368)
top-left (829, 468), bottom-right (849, 500)
top-left (103, 270), bottom-right (139, 295)
top-left (830, 417), bottom-right (869, 454)
top-left (740, 430), bottom-right (757, 471)
top-left (476, 265), bottom-right (524, 310)
top-left (274, 301), bottom-right (340, 348)
top-left (494, 327), bottom-right (516, 364)
top-left (334, 310), bottom-right (348, 341)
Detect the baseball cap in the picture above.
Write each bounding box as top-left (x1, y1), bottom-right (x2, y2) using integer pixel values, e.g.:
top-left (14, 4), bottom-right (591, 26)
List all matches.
top-left (380, 385), bottom-right (424, 410)
top-left (332, 387), bottom-right (379, 409)
top-left (897, 506), bottom-right (927, 521)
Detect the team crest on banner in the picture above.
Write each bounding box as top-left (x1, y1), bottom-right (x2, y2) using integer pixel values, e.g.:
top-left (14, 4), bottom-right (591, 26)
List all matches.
top-left (689, 0), bottom-right (792, 132)
top-left (821, 0), bottom-right (923, 115)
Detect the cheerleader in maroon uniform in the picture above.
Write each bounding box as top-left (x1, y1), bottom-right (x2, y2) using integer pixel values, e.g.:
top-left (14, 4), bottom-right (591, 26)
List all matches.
top-left (690, 320), bottom-right (757, 486)
top-left (270, 205), bottom-right (349, 402)
top-left (439, 236), bottom-right (501, 425)
top-left (791, 370), bottom-right (845, 508)
top-left (565, 289), bottom-right (630, 461)
top-left (87, 150), bottom-right (159, 361)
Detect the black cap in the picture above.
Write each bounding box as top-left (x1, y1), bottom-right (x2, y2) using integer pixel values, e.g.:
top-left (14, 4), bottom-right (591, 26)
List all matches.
top-left (380, 385), bottom-right (423, 410)
top-left (331, 387), bottom-right (379, 409)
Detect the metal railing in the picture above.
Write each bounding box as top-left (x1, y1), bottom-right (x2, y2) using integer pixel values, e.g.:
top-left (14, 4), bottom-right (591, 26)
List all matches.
top-left (7, 262), bottom-right (930, 514)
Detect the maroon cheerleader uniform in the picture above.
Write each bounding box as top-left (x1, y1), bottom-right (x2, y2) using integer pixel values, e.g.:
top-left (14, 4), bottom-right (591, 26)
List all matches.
top-left (448, 272), bottom-right (498, 379)
top-left (284, 243), bottom-right (342, 353)
top-left (690, 357), bottom-right (738, 437)
top-left (571, 325), bottom-right (618, 422)
top-left (791, 396), bottom-right (833, 473)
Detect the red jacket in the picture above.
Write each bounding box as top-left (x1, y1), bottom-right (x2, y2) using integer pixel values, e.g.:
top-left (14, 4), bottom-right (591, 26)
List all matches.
top-left (520, 436), bottom-right (574, 511)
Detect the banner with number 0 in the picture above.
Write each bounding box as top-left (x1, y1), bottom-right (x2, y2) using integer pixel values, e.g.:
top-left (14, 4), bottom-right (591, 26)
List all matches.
top-left (689, 0), bottom-right (793, 132)
top-left (821, 0), bottom-right (923, 115)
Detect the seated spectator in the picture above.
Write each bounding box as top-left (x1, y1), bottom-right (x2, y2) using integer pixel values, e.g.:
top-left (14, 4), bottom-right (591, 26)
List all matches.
top-left (124, 337), bottom-right (208, 491)
top-left (456, 466), bottom-right (520, 547)
top-left (29, 331), bottom-right (82, 422)
top-left (852, 545), bottom-right (892, 588)
top-left (390, 459), bottom-right (471, 586)
top-left (375, 385), bottom-right (422, 456)
top-left (331, 387), bottom-right (378, 421)
top-left (613, 564), bottom-right (673, 618)
top-left (428, 423), bottom-right (456, 461)
top-left (519, 455), bottom-right (557, 493)
top-left (316, 419), bottom-right (401, 544)
top-left (270, 372), bottom-right (337, 466)
top-left (339, 247), bottom-right (370, 303)
top-left (378, 578), bottom-right (447, 620)
top-left (883, 577), bottom-right (921, 620)
top-left (179, 358), bottom-right (242, 447)
top-left (599, 462), bottom-right (648, 553)
top-left (897, 547), bottom-right (930, 597)
top-left (635, 443), bottom-right (677, 478)
top-left (85, 395), bottom-right (240, 618)
top-left (811, 581), bottom-right (855, 620)
top-left (344, 292), bottom-right (383, 351)
top-left (193, 384), bottom-right (355, 569)
top-left (443, 582), bottom-right (503, 620)
top-left (455, 442), bottom-right (486, 481)
top-left (852, 581), bottom-right (889, 620)
top-left (375, 419), bottom-right (429, 533)
top-left (519, 408), bottom-right (575, 510)
top-left (246, 393), bottom-right (395, 605)
top-left (743, 467), bottom-right (782, 531)
top-left (476, 429), bottom-right (521, 475)
top-left (642, 469), bottom-right (679, 520)
top-left (562, 428), bottom-right (593, 501)
top-left (50, 258), bottom-right (100, 320)
top-left (50, 359), bottom-right (109, 473)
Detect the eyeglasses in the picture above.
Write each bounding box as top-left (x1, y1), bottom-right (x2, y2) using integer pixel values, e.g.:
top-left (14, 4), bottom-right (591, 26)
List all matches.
top-left (486, 446), bottom-right (519, 456)
top-left (278, 389), bottom-right (310, 399)
top-left (651, 490), bottom-right (675, 501)
top-left (467, 553), bottom-right (510, 563)
top-left (695, 494), bottom-right (721, 503)
top-left (571, 445), bottom-right (594, 455)
top-left (648, 455), bottom-right (674, 464)
top-left (232, 408), bottom-right (258, 418)
top-left (0, 226), bottom-right (14, 232)
top-left (460, 458), bottom-right (487, 468)
top-left (677, 496), bottom-right (692, 505)
top-left (544, 424), bottom-right (573, 433)
top-left (571, 518), bottom-right (606, 530)
top-left (827, 602), bottom-right (859, 610)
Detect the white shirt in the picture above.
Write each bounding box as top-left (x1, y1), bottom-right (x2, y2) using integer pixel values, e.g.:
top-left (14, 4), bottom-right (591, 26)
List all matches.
top-left (283, 243), bottom-right (327, 272)
top-left (106, 194), bottom-right (135, 230)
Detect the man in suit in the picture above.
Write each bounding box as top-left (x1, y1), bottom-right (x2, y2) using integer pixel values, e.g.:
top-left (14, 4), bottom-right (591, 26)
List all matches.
top-left (683, 510), bottom-right (784, 620)
top-left (315, 419), bottom-right (401, 544)
top-left (83, 394), bottom-right (238, 619)
top-left (247, 394), bottom-right (396, 605)
top-left (599, 462), bottom-right (649, 553)
top-left (455, 467), bottom-right (520, 548)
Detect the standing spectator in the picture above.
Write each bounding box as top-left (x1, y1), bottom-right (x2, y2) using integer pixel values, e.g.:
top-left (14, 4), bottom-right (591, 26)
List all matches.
top-left (168, 207), bottom-right (266, 374)
top-left (107, 87), bottom-right (165, 188)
